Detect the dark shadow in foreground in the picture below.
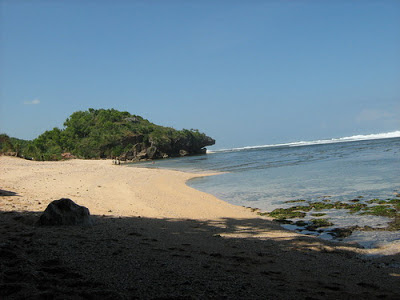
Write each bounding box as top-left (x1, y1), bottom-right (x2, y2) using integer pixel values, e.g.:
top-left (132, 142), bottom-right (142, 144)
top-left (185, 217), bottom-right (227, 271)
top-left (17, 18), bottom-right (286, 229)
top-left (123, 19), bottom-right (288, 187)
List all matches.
top-left (1, 210), bottom-right (399, 300)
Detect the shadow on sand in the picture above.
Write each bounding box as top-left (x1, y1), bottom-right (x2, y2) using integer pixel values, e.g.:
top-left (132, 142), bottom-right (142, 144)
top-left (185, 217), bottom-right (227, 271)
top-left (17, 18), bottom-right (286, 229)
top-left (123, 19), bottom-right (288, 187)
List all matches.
top-left (0, 189), bottom-right (19, 197)
top-left (1, 210), bottom-right (399, 299)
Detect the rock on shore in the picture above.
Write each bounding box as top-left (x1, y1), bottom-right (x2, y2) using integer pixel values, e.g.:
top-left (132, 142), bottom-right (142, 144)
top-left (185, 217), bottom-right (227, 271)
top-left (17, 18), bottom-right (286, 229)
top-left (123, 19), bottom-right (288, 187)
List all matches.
top-left (37, 198), bottom-right (92, 226)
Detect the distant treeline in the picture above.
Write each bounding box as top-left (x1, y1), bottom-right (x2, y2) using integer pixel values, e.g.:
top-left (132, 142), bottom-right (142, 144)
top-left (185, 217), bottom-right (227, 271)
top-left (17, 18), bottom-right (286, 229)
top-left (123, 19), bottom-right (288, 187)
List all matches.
top-left (0, 108), bottom-right (215, 161)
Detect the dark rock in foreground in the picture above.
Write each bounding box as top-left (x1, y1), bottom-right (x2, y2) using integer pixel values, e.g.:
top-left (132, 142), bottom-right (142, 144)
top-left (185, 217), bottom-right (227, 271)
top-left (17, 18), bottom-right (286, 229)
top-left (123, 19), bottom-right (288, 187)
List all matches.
top-left (37, 198), bottom-right (92, 226)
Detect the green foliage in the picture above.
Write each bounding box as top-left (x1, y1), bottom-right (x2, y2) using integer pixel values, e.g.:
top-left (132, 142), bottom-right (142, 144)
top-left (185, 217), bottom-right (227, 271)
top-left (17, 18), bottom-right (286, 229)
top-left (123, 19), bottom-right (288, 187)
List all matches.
top-left (1, 134), bottom-right (37, 159)
top-left (2, 108), bottom-right (213, 160)
top-left (0, 134), bottom-right (14, 152)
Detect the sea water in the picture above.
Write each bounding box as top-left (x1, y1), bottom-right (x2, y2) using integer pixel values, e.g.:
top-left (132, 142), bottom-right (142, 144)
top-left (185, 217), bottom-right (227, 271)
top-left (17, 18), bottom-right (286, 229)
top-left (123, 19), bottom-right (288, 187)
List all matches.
top-left (130, 132), bottom-right (400, 248)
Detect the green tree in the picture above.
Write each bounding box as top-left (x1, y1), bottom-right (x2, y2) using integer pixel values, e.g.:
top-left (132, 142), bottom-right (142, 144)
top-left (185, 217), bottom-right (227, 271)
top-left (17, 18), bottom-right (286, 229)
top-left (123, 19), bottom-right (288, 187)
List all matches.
top-left (20, 108), bottom-right (214, 160)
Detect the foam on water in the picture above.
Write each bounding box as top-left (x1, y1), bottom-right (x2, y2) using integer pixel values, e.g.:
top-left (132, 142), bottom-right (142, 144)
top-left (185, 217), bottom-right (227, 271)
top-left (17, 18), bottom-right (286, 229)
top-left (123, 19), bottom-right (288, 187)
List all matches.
top-left (208, 131), bottom-right (400, 153)
top-left (131, 134), bottom-right (400, 248)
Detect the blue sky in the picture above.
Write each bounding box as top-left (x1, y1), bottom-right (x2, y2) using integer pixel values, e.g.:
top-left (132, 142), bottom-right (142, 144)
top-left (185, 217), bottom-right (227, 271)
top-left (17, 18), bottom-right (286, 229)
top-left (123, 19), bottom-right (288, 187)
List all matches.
top-left (1, 0), bottom-right (399, 149)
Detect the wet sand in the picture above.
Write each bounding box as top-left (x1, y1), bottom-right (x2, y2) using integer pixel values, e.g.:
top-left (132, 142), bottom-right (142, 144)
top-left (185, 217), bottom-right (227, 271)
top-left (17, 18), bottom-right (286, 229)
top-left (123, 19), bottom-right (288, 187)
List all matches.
top-left (1, 156), bottom-right (399, 299)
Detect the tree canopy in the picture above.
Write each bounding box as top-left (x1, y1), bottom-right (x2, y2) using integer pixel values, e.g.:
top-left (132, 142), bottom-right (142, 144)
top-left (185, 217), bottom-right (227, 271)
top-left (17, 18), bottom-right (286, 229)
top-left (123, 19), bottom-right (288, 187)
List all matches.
top-left (1, 108), bottom-right (215, 161)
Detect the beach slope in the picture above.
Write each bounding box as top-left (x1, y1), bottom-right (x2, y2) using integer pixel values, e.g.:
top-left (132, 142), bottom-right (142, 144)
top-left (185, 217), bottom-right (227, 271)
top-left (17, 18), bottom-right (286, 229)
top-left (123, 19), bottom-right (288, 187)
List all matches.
top-left (1, 156), bottom-right (399, 299)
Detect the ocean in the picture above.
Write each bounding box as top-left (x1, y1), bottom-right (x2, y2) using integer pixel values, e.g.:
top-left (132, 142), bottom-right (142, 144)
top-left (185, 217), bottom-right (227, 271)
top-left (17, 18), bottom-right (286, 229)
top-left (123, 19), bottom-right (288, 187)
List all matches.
top-left (130, 132), bottom-right (400, 248)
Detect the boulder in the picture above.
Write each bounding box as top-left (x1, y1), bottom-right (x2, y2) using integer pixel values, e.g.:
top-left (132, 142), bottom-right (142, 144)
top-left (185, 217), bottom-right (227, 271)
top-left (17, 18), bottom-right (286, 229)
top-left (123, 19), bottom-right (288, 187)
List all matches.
top-left (179, 149), bottom-right (189, 157)
top-left (37, 198), bottom-right (92, 226)
top-left (125, 151), bottom-right (135, 160)
top-left (146, 146), bottom-right (158, 159)
top-left (197, 148), bottom-right (207, 154)
top-left (136, 150), bottom-right (148, 159)
top-left (61, 153), bottom-right (76, 159)
top-left (132, 143), bottom-right (144, 156)
top-left (119, 132), bottom-right (215, 161)
top-left (119, 151), bottom-right (135, 161)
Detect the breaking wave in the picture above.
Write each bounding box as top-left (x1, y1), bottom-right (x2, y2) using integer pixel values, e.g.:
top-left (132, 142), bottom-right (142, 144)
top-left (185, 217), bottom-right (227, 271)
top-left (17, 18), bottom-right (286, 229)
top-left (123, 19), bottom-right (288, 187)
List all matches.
top-left (209, 131), bottom-right (400, 153)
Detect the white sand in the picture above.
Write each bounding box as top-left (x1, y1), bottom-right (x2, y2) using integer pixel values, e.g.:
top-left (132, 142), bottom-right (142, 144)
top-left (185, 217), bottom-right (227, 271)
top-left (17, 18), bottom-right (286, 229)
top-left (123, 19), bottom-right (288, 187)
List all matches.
top-left (1, 156), bottom-right (399, 299)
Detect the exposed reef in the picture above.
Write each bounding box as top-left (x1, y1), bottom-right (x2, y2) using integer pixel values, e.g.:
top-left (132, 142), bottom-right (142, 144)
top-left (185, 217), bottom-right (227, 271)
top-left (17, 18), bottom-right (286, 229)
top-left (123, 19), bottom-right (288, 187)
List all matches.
top-left (255, 195), bottom-right (400, 240)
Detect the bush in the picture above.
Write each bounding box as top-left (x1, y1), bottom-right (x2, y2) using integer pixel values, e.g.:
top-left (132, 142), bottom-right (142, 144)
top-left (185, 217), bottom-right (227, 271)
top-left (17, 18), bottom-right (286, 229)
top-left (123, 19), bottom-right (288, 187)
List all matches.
top-left (9, 108), bottom-right (214, 160)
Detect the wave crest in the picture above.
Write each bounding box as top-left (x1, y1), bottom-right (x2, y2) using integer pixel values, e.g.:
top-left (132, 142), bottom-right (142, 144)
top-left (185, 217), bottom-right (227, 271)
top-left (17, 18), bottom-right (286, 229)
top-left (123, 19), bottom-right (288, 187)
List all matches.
top-left (209, 131), bottom-right (400, 153)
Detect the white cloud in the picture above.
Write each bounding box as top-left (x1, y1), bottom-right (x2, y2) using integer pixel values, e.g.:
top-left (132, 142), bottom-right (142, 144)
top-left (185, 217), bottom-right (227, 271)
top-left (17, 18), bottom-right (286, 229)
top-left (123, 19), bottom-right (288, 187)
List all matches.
top-left (24, 99), bottom-right (40, 105)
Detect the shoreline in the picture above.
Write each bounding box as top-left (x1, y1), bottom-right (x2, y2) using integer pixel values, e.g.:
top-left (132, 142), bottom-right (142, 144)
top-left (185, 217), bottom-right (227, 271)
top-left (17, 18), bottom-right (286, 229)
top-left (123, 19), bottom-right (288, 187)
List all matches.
top-left (0, 156), bottom-right (257, 220)
top-left (1, 155), bottom-right (399, 254)
top-left (139, 161), bottom-right (400, 253)
top-left (1, 156), bottom-right (400, 298)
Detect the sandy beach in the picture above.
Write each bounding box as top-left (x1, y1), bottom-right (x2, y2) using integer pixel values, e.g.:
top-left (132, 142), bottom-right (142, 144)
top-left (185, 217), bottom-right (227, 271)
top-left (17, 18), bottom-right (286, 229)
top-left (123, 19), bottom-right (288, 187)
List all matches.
top-left (1, 155), bottom-right (399, 299)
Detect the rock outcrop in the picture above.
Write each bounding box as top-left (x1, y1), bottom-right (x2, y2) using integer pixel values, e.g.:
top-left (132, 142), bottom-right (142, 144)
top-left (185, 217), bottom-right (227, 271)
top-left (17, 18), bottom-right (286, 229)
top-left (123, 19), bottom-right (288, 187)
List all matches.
top-left (12, 109), bottom-right (216, 161)
top-left (61, 153), bottom-right (76, 159)
top-left (118, 133), bottom-right (215, 161)
top-left (37, 198), bottom-right (92, 226)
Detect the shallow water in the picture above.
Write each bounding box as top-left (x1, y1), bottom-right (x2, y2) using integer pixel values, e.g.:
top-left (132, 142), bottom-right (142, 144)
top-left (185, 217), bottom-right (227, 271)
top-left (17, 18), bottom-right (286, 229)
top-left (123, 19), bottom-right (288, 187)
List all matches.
top-left (130, 135), bottom-right (400, 248)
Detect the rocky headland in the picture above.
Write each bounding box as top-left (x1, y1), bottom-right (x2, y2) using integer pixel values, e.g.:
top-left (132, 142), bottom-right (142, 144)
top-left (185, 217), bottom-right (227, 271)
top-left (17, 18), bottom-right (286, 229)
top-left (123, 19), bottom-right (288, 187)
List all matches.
top-left (0, 108), bottom-right (215, 161)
